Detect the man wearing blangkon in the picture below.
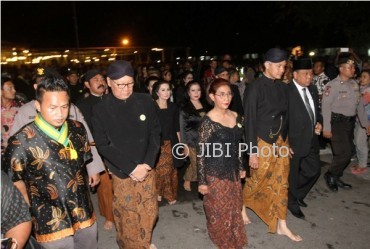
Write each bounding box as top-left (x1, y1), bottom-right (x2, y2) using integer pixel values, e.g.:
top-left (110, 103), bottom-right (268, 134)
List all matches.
top-left (242, 48), bottom-right (302, 241)
top-left (92, 60), bottom-right (161, 249)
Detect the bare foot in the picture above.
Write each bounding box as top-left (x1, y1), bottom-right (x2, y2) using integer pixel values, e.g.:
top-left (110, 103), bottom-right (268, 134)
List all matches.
top-left (168, 200), bottom-right (177, 205)
top-left (103, 220), bottom-right (114, 230)
top-left (157, 196), bottom-right (162, 202)
top-left (241, 206), bottom-right (251, 224)
top-left (277, 219), bottom-right (302, 242)
top-left (183, 181), bottom-right (191, 191)
top-left (150, 243), bottom-right (157, 249)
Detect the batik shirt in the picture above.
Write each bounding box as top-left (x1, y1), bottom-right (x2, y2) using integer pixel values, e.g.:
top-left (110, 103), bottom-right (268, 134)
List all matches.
top-left (312, 72), bottom-right (330, 96)
top-left (4, 119), bottom-right (95, 243)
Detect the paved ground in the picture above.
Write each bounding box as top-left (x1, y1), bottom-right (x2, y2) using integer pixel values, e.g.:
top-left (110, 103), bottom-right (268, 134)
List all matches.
top-left (93, 147), bottom-right (370, 249)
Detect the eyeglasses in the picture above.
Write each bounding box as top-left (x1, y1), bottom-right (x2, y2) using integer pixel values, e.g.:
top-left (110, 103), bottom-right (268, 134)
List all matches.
top-left (214, 92), bottom-right (233, 98)
top-left (112, 80), bottom-right (135, 89)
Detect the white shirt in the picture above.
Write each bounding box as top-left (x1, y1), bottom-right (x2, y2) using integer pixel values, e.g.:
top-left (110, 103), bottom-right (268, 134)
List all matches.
top-left (293, 80), bottom-right (316, 123)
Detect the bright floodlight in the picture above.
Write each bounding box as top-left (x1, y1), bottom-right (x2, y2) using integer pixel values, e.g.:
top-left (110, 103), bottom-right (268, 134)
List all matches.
top-left (122, 39), bottom-right (129, 46)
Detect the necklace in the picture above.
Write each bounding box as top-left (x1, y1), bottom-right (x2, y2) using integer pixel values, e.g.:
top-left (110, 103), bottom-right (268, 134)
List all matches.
top-left (269, 115), bottom-right (283, 139)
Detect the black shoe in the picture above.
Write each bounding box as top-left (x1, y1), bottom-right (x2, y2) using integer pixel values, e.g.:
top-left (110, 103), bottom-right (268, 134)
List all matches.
top-left (288, 206), bottom-right (305, 219)
top-left (336, 178), bottom-right (352, 189)
top-left (297, 199), bottom-right (308, 208)
top-left (324, 172), bottom-right (338, 192)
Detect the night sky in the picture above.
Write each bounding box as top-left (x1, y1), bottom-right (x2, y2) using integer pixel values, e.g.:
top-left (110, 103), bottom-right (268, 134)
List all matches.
top-left (2, 1), bottom-right (370, 55)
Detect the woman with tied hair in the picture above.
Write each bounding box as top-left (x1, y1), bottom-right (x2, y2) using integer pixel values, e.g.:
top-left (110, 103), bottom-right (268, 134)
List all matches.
top-left (197, 78), bottom-right (248, 248)
top-left (180, 80), bottom-right (210, 191)
top-left (152, 80), bottom-right (180, 205)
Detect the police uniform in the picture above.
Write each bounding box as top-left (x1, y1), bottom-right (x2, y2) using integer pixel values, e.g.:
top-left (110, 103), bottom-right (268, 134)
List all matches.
top-left (322, 59), bottom-right (360, 191)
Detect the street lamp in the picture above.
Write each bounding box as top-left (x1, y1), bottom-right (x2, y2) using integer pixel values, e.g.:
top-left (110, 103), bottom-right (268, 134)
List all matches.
top-left (122, 38), bottom-right (129, 46)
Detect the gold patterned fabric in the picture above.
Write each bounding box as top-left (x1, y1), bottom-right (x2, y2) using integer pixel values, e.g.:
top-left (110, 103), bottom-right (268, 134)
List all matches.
top-left (97, 170), bottom-right (114, 222)
top-left (111, 171), bottom-right (158, 249)
top-left (4, 119), bottom-right (95, 242)
top-left (243, 135), bottom-right (290, 233)
top-left (155, 140), bottom-right (178, 202)
top-left (183, 146), bottom-right (197, 182)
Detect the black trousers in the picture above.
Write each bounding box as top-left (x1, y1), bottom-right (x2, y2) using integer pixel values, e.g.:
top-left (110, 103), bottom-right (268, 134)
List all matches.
top-left (288, 147), bottom-right (321, 206)
top-left (329, 119), bottom-right (355, 177)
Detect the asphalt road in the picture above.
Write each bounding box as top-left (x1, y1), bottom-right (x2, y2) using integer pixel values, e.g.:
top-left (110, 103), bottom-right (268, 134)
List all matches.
top-left (93, 148), bottom-right (370, 249)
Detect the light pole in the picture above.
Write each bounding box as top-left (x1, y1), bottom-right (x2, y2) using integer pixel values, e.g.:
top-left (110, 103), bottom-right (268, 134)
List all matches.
top-left (121, 38), bottom-right (130, 60)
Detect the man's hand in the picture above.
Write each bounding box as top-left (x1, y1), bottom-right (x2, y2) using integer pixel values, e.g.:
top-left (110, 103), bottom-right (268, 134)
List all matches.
top-left (249, 154), bottom-right (259, 169)
top-left (89, 173), bottom-right (100, 188)
top-left (240, 170), bottom-right (246, 179)
top-left (315, 122), bottom-right (322, 135)
top-left (198, 185), bottom-right (209, 195)
top-left (364, 92), bottom-right (370, 104)
top-left (183, 144), bottom-right (189, 157)
top-left (130, 164), bottom-right (151, 182)
top-left (323, 131), bottom-right (332, 139)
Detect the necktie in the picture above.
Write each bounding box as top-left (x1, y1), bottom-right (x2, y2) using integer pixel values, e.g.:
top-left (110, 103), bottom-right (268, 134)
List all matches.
top-left (302, 88), bottom-right (315, 126)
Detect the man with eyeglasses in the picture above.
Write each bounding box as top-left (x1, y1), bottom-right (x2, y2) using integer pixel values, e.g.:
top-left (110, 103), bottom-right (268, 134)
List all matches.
top-left (91, 60), bottom-right (161, 249)
top-left (322, 58), bottom-right (360, 192)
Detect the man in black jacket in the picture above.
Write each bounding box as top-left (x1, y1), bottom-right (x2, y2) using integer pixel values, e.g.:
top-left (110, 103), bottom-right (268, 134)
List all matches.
top-left (288, 58), bottom-right (322, 219)
top-left (91, 60), bottom-right (161, 249)
top-left (76, 70), bottom-right (115, 230)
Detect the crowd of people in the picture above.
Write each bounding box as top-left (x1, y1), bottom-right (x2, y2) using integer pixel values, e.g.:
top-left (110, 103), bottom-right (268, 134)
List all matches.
top-left (1, 47), bottom-right (369, 249)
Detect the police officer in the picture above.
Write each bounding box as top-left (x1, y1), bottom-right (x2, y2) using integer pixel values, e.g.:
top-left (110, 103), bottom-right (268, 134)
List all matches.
top-left (322, 57), bottom-right (360, 192)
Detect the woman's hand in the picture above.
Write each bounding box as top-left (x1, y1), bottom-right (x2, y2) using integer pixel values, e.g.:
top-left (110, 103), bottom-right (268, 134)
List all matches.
top-left (240, 170), bottom-right (246, 179)
top-left (198, 185), bottom-right (209, 195)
